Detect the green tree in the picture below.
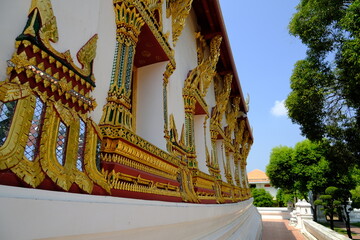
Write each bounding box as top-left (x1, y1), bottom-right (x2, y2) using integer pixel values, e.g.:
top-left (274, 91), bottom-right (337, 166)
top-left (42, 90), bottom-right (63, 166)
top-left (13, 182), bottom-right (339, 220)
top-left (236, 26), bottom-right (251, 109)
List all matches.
top-left (351, 167), bottom-right (360, 209)
top-left (286, 0), bottom-right (360, 167)
top-left (266, 140), bottom-right (330, 200)
top-left (276, 189), bottom-right (294, 207)
top-left (292, 140), bottom-right (330, 197)
top-left (315, 186), bottom-right (353, 238)
top-left (314, 187), bottom-right (341, 230)
top-left (351, 186), bottom-right (360, 208)
top-left (266, 139), bottom-right (356, 221)
top-left (251, 188), bottom-right (274, 207)
top-left (266, 146), bottom-right (294, 192)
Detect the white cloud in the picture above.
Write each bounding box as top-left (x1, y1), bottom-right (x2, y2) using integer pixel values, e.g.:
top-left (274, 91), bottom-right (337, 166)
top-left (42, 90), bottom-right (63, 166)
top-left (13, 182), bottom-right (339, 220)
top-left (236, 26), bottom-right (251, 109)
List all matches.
top-left (270, 100), bottom-right (288, 117)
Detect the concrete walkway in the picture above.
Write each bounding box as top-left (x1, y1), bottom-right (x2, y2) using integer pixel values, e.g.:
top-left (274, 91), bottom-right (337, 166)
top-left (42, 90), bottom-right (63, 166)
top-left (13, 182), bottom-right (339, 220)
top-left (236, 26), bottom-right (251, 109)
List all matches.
top-left (258, 207), bottom-right (305, 240)
top-left (258, 207), bottom-right (360, 239)
top-left (262, 219), bottom-right (305, 240)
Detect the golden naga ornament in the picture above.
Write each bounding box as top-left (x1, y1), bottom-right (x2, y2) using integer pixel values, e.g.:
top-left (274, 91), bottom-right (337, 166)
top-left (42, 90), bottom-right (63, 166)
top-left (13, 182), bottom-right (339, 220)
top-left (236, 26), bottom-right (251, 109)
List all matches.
top-left (184, 35), bottom-right (223, 97)
top-left (167, 0), bottom-right (194, 45)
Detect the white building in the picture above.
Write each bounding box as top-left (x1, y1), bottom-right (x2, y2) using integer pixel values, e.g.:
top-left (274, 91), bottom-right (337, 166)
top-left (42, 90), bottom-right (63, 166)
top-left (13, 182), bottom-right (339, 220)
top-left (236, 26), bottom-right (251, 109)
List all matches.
top-left (248, 169), bottom-right (278, 198)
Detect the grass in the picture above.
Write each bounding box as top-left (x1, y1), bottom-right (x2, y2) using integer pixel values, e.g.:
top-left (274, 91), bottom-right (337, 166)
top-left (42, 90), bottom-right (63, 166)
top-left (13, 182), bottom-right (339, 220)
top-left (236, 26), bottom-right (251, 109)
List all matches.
top-left (318, 221), bottom-right (358, 237)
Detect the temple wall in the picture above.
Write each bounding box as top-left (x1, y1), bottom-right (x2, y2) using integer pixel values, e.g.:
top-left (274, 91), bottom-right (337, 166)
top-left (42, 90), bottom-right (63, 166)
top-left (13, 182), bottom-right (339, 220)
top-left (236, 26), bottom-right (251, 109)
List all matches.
top-left (53, 0), bottom-right (116, 124)
top-left (0, 185), bottom-right (262, 240)
top-left (0, 0), bottom-right (254, 207)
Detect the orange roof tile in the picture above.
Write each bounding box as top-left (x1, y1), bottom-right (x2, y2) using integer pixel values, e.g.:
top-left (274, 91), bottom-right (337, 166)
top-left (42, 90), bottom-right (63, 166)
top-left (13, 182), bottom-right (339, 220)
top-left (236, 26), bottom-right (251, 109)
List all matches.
top-left (247, 169), bottom-right (270, 183)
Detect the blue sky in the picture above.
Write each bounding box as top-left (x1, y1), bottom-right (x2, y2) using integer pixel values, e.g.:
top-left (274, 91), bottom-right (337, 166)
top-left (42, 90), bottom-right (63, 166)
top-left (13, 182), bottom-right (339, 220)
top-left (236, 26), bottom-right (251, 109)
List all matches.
top-left (219, 1), bottom-right (307, 172)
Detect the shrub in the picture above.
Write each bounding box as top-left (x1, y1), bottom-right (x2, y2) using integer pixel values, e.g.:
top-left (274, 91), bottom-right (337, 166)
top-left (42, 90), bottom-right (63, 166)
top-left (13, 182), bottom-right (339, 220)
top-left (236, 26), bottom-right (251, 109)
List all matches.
top-left (251, 188), bottom-right (274, 207)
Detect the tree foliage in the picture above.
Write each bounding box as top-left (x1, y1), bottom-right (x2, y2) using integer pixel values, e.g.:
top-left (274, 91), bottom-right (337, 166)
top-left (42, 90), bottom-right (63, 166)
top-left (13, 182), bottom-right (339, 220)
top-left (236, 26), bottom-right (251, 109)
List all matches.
top-left (286, 0), bottom-right (360, 166)
top-left (266, 140), bottom-right (331, 199)
top-left (266, 146), bottom-right (294, 191)
top-left (276, 189), bottom-right (294, 207)
top-left (251, 188), bottom-right (274, 207)
top-left (267, 139), bottom-right (356, 224)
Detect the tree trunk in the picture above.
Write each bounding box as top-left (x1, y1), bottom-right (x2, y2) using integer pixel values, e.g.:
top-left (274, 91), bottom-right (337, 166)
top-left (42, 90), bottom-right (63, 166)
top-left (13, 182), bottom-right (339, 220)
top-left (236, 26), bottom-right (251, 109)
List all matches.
top-left (330, 213), bottom-right (334, 230)
top-left (343, 207), bottom-right (352, 239)
top-left (312, 205), bottom-right (318, 222)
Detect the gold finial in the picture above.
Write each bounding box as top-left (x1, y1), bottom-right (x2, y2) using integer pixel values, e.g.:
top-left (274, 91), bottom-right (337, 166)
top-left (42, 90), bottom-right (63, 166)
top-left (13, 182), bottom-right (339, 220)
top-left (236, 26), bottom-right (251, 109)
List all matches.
top-left (25, 0), bottom-right (58, 43)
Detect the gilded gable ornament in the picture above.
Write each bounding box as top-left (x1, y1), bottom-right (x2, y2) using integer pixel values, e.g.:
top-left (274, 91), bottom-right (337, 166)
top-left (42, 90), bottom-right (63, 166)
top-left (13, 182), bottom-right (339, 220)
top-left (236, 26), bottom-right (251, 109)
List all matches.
top-left (0, 0), bottom-right (109, 194)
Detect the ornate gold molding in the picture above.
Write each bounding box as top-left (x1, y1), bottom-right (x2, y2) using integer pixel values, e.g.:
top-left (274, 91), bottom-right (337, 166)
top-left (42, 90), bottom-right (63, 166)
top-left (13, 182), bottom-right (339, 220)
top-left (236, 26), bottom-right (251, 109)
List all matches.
top-left (115, 0), bottom-right (175, 66)
top-left (103, 169), bottom-right (181, 197)
top-left (100, 125), bottom-right (180, 168)
top-left (101, 138), bottom-right (178, 176)
top-left (102, 153), bottom-right (177, 180)
top-left (0, 84), bottom-right (35, 171)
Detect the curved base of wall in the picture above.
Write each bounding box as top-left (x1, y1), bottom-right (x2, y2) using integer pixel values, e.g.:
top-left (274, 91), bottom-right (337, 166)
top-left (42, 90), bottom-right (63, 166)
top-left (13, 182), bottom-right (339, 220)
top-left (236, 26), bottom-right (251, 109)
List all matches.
top-left (0, 185), bottom-right (262, 240)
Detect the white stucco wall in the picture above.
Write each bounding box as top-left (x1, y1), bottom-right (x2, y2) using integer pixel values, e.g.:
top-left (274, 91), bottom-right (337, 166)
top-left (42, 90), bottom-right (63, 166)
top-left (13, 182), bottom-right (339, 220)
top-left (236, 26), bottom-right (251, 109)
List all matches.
top-left (136, 62), bottom-right (168, 150)
top-left (194, 115), bottom-right (209, 174)
top-left (52, 0), bottom-right (115, 124)
top-left (216, 140), bottom-right (226, 181)
top-left (228, 152), bottom-right (235, 184)
top-left (0, 185), bottom-right (262, 240)
top-left (52, 0), bottom-right (100, 65)
top-left (167, 10), bottom-right (198, 134)
top-left (0, 1), bottom-right (30, 82)
top-left (204, 81), bottom-right (216, 113)
top-left (91, 1), bottom-right (117, 123)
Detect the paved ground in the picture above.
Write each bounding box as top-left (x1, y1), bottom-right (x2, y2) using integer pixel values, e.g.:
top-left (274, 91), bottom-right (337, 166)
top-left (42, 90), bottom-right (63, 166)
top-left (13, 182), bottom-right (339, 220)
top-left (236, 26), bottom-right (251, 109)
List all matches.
top-left (262, 219), bottom-right (305, 240)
